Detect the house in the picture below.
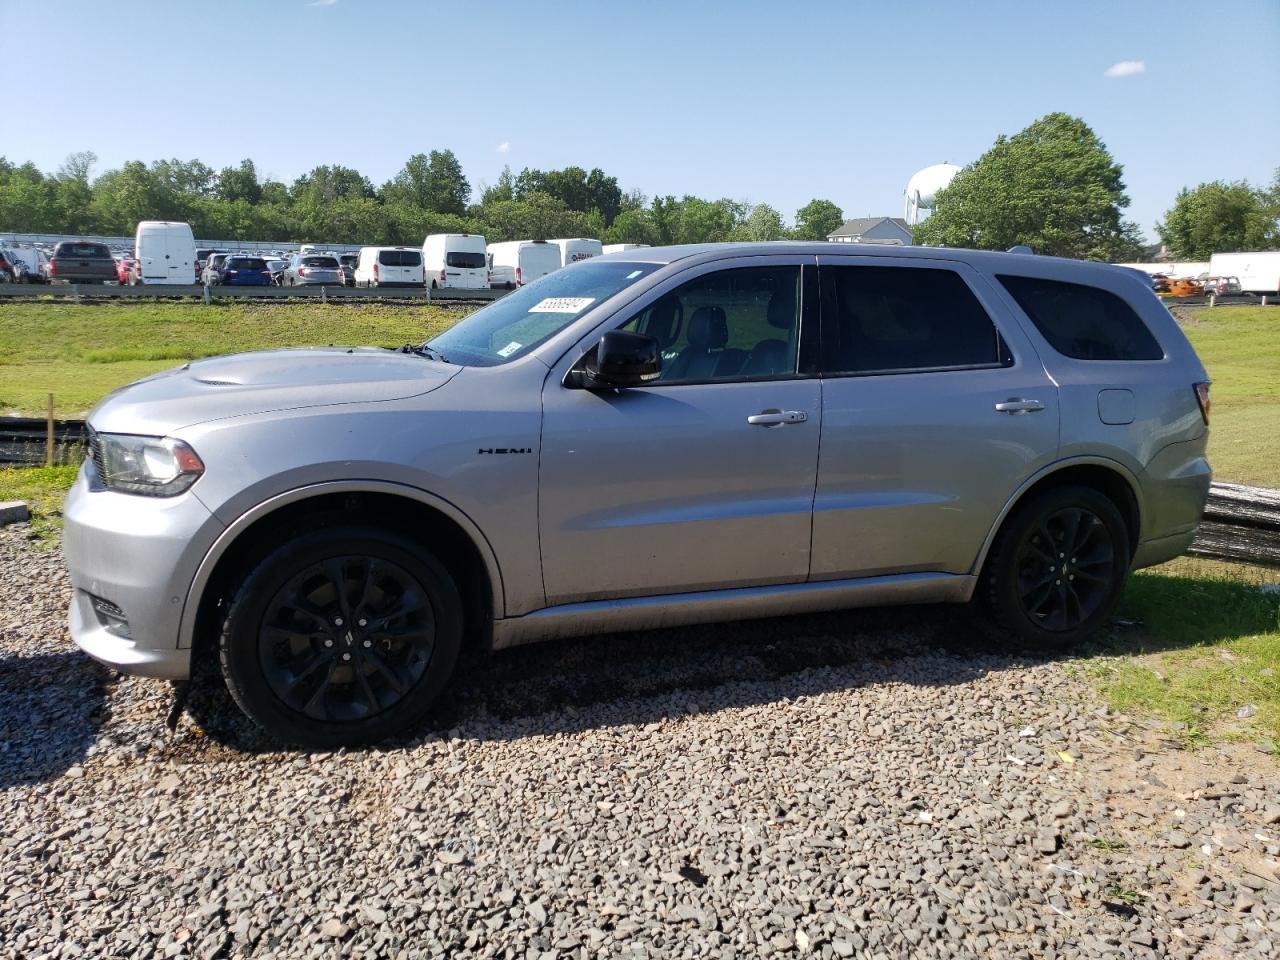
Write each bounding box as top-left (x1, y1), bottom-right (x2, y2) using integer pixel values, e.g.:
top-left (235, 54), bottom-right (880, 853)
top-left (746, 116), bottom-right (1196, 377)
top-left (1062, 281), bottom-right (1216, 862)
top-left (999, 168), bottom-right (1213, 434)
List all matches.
top-left (826, 217), bottom-right (913, 245)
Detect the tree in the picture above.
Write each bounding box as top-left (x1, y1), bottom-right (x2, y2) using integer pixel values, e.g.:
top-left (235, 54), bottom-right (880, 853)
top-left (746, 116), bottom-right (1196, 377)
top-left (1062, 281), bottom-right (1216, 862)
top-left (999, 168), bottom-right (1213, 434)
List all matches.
top-left (291, 165), bottom-right (375, 204)
top-left (479, 165), bottom-right (516, 207)
top-left (216, 159), bottom-right (262, 204)
top-left (793, 198), bottom-right (844, 240)
top-left (602, 207), bottom-right (659, 246)
top-left (732, 203), bottom-right (787, 241)
top-left (1155, 180), bottom-right (1279, 260)
top-left (384, 150), bottom-right (470, 215)
top-left (514, 166), bottom-right (622, 223)
top-left (914, 113), bottom-right (1143, 261)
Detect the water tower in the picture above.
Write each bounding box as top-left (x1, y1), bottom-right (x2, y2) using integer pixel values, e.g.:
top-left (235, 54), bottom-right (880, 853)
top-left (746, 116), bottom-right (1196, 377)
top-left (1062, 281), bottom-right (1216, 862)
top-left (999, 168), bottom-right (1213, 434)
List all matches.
top-left (904, 163), bottom-right (961, 225)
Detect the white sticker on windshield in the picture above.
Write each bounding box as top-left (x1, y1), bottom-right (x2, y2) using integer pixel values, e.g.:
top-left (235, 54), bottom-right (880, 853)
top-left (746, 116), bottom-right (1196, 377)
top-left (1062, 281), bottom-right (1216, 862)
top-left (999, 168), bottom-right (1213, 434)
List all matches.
top-left (529, 296), bottom-right (596, 314)
top-left (626, 270), bottom-right (643, 279)
top-left (496, 341), bottom-right (523, 357)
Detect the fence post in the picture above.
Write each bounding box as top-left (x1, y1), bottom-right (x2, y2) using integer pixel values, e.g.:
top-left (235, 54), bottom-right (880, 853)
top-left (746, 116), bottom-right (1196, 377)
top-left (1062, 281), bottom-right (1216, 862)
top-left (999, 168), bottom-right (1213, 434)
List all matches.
top-left (203, 283), bottom-right (211, 305)
top-left (1208, 294), bottom-right (1216, 308)
top-left (45, 393), bottom-right (54, 468)
top-left (321, 286), bottom-right (327, 304)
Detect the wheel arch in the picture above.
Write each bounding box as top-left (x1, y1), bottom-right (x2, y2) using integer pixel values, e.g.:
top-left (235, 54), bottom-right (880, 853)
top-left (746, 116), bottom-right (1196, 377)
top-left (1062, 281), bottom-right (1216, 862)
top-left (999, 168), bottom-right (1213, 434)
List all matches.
top-left (180, 481), bottom-right (505, 655)
top-left (971, 457), bottom-right (1143, 580)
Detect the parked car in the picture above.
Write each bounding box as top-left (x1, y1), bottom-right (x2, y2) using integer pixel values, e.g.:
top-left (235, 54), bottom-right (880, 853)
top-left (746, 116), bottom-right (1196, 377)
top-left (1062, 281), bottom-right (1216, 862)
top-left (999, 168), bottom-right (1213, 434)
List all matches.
top-left (2, 246), bottom-right (47, 282)
top-left (116, 257), bottom-right (138, 285)
top-left (282, 254), bottom-right (342, 286)
top-left (63, 242), bottom-right (1212, 747)
top-left (487, 240), bottom-right (561, 289)
top-left (0, 250), bottom-right (15, 283)
top-left (135, 221), bottom-right (196, 286)
top-left (47, 241), bottom-right (117, 284)
top-left (354, 247), bottom-right (425, 288)
top-left (552, 237), bottom-right (604, 267)
top-left (264, 258), bottom-right (289, 285)
top-left (1165, 277), bottom-right (1204, 298)
top-left (339, 253), bottom-right (358, 287)
top-left (423, 234), bottom-right (488, 289)
top-left (1199, 275), bottom-right (1242, 296)
top-left (220, 255), bottom-right (273, 286)
top-left (201, 253), bottom-right (233, 285)
top-left (1150, 273), bottom-right (1170, 294)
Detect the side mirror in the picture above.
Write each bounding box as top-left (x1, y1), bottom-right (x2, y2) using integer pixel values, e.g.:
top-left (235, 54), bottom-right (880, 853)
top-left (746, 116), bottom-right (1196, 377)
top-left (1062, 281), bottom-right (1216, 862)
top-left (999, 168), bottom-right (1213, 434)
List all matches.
top-left (579, 330), bottom-right (661, 389)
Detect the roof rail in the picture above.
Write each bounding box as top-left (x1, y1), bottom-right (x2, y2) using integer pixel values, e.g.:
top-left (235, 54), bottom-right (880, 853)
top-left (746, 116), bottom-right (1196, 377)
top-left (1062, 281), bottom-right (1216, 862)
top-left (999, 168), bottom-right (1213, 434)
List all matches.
top-left (1007, 245), bottom-right (1034, 255)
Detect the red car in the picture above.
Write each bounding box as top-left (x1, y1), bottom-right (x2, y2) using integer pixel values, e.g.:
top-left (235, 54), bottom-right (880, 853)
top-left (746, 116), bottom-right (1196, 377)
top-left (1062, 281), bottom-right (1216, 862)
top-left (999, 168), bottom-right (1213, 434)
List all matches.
top-left (116, 258), bottom-right (138, 285)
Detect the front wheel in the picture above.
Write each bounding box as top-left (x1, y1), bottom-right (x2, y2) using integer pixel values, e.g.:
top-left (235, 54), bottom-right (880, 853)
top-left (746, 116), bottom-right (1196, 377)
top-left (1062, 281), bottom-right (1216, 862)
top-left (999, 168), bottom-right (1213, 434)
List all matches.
top-left (219, 526), bottom-right (463, 747)
top-left (981, 486), bottom-right (1129, 648)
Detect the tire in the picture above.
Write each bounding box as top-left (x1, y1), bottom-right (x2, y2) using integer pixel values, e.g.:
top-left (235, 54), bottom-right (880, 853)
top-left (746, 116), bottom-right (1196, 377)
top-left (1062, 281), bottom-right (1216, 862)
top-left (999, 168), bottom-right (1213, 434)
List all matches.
top-left (981, 485), bottom-right (1129, 648)
top-left (219, 526), bottom-right (463, 747)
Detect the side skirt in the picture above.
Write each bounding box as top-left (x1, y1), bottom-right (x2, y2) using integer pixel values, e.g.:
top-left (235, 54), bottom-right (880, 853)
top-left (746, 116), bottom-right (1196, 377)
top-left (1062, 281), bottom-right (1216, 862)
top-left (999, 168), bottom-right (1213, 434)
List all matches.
top-left (491, 572), bottom-right (976, 649)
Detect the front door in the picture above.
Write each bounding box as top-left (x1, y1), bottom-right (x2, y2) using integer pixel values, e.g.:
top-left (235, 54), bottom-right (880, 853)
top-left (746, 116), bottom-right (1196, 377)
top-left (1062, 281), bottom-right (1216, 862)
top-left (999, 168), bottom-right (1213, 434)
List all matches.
top-left (811, 256), bottom-right (1061, 580)
top-left (539, 258), bottom-right (822, 605)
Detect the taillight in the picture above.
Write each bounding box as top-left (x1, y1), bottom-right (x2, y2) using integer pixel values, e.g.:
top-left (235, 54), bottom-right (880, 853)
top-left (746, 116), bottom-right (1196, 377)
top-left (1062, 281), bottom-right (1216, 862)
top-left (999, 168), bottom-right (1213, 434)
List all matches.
top-left (48, 259), bottom-right (57, 276)
top-left (515, 266), bottom-right (522, 285)
top-left (1193, 382), bottom-right (1210, 425)
top-left (439, 269), bottom-right (446, 284)
top-left (487, 270), bottom-right (492, 284)
top-left (298, 267), bottom-right (308, 277)
top-left (373, 262), bottom-right (379, 278)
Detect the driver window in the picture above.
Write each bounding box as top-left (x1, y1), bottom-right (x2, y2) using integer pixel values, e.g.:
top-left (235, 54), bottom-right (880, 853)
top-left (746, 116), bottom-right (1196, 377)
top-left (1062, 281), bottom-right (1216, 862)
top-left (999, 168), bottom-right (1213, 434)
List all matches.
top-left (620, 266), bottom-right (801, 383)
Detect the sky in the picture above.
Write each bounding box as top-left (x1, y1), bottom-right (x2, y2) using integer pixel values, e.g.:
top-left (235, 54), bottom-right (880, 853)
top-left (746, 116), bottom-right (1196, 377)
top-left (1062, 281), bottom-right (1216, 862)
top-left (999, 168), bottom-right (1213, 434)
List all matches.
top-left (3, 0), bottom-right (1278, 241)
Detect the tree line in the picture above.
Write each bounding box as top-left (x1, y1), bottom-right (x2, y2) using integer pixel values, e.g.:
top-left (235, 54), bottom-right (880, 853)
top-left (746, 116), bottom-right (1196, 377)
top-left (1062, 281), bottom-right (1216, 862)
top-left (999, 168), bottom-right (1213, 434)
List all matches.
top-left (0, 150), bottom-right (845, 247)
top-left (2, 113), bottom-right (1276, 259)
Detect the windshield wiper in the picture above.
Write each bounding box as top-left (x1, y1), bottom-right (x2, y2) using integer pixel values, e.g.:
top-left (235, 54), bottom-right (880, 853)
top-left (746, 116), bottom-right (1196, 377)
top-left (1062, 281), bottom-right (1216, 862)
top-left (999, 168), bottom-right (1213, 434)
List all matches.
top-left (401, 343), bottom-right (450, 363)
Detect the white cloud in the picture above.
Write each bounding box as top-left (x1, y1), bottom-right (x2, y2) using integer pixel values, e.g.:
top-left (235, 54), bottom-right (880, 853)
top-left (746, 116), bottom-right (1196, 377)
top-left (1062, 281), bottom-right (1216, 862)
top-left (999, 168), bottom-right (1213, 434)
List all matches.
top-left (495, 142), bottom-right (511, 154)
top-left (1104, 60), bottom-right (1146, 78)
top-left (309, 0), bottom-right (338, 7)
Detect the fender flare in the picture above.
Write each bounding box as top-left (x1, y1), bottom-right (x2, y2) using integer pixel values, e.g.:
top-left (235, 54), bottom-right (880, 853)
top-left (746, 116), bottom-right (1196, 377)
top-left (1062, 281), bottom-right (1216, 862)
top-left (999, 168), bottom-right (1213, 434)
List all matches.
top-left (968, 455), bottom-right (1144, 579)
top-left (177, 479), bottom-right (506, 648)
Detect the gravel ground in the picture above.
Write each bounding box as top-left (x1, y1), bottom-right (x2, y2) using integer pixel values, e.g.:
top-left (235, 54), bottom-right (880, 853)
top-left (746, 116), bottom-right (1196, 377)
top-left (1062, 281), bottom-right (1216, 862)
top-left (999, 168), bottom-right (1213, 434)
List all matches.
top-left (2, 525), bottom-right (1277, 960)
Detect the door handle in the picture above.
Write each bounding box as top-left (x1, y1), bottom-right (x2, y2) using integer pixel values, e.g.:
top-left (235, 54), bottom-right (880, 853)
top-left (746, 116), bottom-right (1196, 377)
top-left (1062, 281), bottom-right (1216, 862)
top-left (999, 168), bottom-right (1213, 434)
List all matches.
top-left (994, 398), bottom-right (1046, 414)
top-left (747, 409), bottom-right (807, 426)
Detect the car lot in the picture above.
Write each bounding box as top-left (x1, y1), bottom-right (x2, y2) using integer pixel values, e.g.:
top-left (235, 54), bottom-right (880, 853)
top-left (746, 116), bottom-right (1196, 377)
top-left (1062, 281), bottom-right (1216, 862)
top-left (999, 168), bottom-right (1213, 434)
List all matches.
top-left (2, 525), bottom-right (1277, 959)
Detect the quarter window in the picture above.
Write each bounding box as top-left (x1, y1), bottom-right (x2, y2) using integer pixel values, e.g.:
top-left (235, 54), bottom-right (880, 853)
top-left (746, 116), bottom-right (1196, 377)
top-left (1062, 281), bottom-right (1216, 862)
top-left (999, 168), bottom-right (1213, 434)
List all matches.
top-left (823, 266), bottom-right (1006, 374)
top-left (620, 266), bottom-right (801, 383)
top-left (997, 275), bottom-right (1163, 361)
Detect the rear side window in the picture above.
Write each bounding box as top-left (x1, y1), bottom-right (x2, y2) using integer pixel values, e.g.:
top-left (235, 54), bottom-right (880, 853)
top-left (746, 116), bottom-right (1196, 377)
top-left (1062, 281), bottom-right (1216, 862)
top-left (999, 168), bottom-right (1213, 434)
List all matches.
top-left (379, 250), bottom-right (422, 267)
top-left (997, 275), bottom-right (1163, 361)
top-left (823, 265), bottom-right (1007, 374)
top-left (446, 251), bottom-right (485, 269)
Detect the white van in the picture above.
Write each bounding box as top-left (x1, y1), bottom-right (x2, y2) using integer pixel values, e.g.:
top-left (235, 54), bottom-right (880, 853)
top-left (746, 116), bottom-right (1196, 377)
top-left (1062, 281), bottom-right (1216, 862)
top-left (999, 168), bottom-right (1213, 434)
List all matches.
top-left (134, 221), bottom-right (196, 285)
top-left (602, 243), bottom-right (650, 255)
top-left (486, 240), bottom-right (562, 289)
top-left (354, 246), bottom-right (425, 287)
top-left (1208, 251), bottom-right (1280, 295)
top-left (422, 234), bottom-right (489, 289)
top-left (552, 238), bottom-right (603, 267)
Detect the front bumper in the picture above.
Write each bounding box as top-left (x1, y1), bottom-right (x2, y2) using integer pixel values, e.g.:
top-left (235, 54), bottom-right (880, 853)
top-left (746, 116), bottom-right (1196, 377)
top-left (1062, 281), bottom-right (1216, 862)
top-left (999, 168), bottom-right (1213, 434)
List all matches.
top-left (63, 463), bottom-right (226, 679)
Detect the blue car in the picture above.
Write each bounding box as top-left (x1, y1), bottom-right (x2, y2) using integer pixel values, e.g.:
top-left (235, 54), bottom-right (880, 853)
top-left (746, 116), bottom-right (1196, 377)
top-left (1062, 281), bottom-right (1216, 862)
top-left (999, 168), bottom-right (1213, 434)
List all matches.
top-left (220, 255), bottom-right (273, 286)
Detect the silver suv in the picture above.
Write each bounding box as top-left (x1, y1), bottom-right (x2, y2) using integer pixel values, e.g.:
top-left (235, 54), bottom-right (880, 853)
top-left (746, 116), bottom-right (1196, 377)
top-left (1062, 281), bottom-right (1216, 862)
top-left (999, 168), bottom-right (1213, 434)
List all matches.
top-left (64, 243), bottom-right (1212, 746)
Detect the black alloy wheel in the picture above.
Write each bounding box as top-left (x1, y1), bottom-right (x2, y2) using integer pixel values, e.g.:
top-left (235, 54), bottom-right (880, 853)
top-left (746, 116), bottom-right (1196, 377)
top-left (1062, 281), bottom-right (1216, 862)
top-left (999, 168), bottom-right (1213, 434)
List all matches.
top-left (220, 526), bottom-right (462, 747)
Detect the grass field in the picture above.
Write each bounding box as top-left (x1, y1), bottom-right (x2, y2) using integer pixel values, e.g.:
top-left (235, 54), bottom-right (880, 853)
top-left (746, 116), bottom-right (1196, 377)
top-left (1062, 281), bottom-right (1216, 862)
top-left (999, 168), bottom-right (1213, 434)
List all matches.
top-left (0, 300), bottom-right (464, 418)
top-left (1172, 305), bottom-right (1280, 487)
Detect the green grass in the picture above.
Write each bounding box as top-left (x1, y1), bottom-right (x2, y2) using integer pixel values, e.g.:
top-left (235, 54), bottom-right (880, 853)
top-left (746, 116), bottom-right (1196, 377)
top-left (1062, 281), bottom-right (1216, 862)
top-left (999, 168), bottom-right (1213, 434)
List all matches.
top-left (1177, 305), bottom-right (1280, 487)
top-left (1093, 556), bottom-right (1280, 749)
top-left (0, 464), bottom-right (79, 543)
top-left (0, 300), bottom-right (467, 418)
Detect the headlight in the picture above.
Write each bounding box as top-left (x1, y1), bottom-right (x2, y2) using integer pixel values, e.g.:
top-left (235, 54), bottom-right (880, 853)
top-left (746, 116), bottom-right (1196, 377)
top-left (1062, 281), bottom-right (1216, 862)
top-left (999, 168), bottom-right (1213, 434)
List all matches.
top-left (90, 433), bottom-right (204, 496)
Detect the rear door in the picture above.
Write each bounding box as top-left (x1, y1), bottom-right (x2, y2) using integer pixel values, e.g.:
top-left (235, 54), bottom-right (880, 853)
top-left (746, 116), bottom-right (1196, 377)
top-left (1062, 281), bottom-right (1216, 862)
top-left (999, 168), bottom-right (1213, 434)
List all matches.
top-left (811, 255), bottom-right (1060, 579)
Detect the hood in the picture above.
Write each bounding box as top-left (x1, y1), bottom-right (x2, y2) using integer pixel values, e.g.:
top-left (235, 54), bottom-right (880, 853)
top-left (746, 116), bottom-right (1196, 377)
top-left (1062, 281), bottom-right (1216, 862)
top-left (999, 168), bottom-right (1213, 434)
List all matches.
top-left (88, 347), bottom-right (461, 435)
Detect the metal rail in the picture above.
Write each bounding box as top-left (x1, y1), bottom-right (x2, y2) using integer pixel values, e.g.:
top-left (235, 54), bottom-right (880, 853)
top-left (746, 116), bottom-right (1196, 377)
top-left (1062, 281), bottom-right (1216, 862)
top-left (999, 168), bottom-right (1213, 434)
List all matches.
top-left (0, 282), bottom-right (500, 302)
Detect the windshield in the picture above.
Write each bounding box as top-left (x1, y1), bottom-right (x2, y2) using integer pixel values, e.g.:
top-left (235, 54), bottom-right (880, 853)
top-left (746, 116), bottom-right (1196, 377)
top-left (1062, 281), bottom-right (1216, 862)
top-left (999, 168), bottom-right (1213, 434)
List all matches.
top-left (445, 251), bottom-right (485, 269)
top-left (57, 242), bottom-right (110, 258)
top-left (302, 256), bottom-right (339, 268)
top-left (425, 260), bottom-right (661, 366)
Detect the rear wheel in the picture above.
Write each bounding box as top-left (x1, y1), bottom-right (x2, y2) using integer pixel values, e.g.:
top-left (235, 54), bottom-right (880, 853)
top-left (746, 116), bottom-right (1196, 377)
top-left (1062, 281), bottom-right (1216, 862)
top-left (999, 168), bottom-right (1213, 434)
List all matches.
top-left (219, 526), bottom-right (462, 747)
top-left (982, 486), bottom-right (1129, 648)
